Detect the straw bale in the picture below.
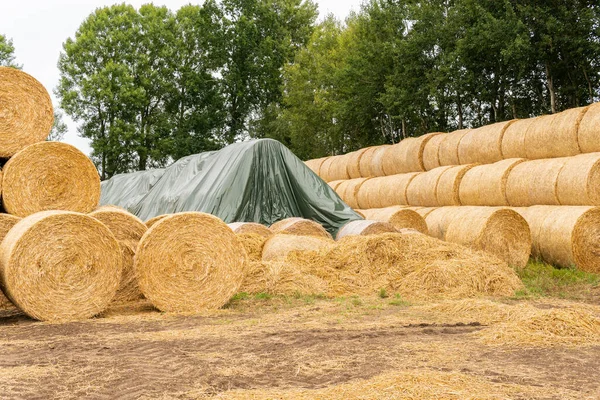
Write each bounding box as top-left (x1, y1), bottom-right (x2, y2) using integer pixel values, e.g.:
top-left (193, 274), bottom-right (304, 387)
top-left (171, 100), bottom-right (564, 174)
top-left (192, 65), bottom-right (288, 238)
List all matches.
top-left (145, 214), bottom-right (169, 228)
top-left (0, 214), bottom-right (20, 311)
top-left (336, 220), bottom-right (397, 239)
top-left (511, 206), bottom-right (600, 272)
top-left (90, 208), bottom-right (147, 302)
top-left (458, 121), bottom-right (515, 165)
top-left (381, 133), bottom-right (443, 176)
top-left (337, 178), bottom-right (370, 209)
top-left (239, 260), bottom-right (328, 296)
top-left (357, 207), bottom-right (428, 234)
top-left (368, 145), bottom-right (390, 177)
top-left (347, 148), bottom-right (370, 178)
top-left (327, 154), bottom-right (351, 182)
top-left (505, 158), bottom-right (566, 206)
top-left (459, 158), bottom-right (526, 206)
top-left (556, 153), bottom-right (600, 205)
top-left (270, 217), bottom-right (332, 239)
top-left (134, 212), bottom-right (247, 312)
top-left (438, 129), bottom-right (470, 166)
top-left (356, 173), bottom-right (418, 209)
top-left (262, 234), bottom-right (333, 261)
top-left (435, 164), bottom-right (475, 206)
top-left (406, 206), bottom-right (437, 219)
top-left (357, 147), bottom-right (377, 177)
top-left (237, 233), bottom-right (269, 262)
top-left (304, 157), bottom-right (328, 176)
top-left (406, 166), bottom-right (453, 207)
top-left (501, 117), bottom-right (537, 159)
top-left (227, 222), bottom-right (272, 238)
top-left (425, 207), bottom-right (531, 268)
top-left (578, 102), bottom-right (600, 153)
top-left (327, 180), bottom-right (344, 192)
top-left (422, 133), bottom-right (447, 170)
top-left (2, 142), bottom-right (100, 217)
top-left (0, 67), bottom-right (54, 157)
top-left (319, 157), bottom-right (336, 182)
top-left (525, 106), bottom-right (588, 159)
top-left (0, 210), bottom-right (122, 321)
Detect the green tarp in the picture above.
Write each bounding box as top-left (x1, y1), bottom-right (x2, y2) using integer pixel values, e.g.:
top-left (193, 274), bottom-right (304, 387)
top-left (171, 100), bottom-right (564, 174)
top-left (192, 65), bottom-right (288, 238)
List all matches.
top-left (100, 139), bottom-right (361, 235)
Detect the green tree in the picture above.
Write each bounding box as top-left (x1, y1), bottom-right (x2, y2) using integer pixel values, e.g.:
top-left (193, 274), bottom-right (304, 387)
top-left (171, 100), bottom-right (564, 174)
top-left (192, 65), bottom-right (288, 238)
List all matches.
top-left (48, 109), bottom-right (68, 141)
top-left (0, 34), bottom-right (21, 68)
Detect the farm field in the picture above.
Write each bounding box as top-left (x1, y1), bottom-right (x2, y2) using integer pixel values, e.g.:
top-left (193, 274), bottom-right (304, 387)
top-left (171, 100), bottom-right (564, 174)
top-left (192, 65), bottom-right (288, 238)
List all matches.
top-left (0, 262), bottom-right (599, 400)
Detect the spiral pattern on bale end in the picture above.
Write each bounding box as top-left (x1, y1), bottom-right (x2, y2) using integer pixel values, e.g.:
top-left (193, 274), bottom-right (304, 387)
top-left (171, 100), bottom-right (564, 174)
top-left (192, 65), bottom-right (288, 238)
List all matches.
top-left (0, 211), bottom-right (122, 321)
top-left (228, 222), bottom-right (272, 238)
top-left (270, 217), bottom-right (332, 239)
top-left (134, 212), bottom-right (247, 312)
top-left (262, 234), bottom-right (334, 261)
top-left (2, 142), bottom-right (100, 217)
top-left (357, 207), bottom-right (428, 234)
top-left (90, 208), bottom-right (147, 303)
top-left (336, 220), bottom-right (397, 240)
top-left (0, 67), bottom-right (54, 158)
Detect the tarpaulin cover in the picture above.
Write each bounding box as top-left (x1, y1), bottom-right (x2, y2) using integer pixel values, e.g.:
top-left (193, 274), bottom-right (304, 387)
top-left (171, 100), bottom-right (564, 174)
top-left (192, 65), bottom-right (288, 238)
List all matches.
top-left (100, 139), bottom-right (361, 235)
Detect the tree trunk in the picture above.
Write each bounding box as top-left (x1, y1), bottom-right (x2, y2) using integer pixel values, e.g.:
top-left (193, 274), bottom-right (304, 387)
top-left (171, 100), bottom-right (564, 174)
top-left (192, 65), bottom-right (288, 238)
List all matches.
top-left (401, 118), bottom-right (406, 140)
top-left (457, 101), bottom-right (463, 130)
top-left (546, 62), bottom-right (557, 113)
top-left (583, 68), bottom-right (594, 103)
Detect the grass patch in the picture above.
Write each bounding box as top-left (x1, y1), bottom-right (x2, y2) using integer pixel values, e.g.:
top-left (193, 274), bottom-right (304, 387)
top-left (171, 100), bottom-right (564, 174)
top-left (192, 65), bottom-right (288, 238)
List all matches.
top-left (389, 294), bottom-right (410, 307)
top-left (515, 260), bottom-right (599, 300)
top-left (253, 292), bottom-right (273, 300)
top-left (378, 288), bottom-right (389, 299)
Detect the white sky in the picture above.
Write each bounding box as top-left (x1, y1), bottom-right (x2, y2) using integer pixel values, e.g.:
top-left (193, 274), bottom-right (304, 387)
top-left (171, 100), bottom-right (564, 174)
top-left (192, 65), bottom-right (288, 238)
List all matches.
top-left (1, 0), bottom-right (362, 155)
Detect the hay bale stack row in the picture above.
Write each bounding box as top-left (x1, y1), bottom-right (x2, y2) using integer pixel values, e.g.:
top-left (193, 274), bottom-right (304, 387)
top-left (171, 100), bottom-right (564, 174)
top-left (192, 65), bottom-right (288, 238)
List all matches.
top-left (381, 133), bottom-right (443, 176)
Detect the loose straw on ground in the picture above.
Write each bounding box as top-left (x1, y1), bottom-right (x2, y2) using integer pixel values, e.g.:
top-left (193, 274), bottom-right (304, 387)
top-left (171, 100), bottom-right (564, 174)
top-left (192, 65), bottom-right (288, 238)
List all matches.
top-left (262, 234), bottom-right (333, 261)
top-left (134, 212), bottom-right (247, 312)
top-left (0, 211), bottom-right (122, 322)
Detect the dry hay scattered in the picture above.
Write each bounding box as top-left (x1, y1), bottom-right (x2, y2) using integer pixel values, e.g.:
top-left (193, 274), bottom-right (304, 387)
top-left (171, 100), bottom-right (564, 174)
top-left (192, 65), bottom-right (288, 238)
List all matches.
top-left (227, 222), bottom-right (272, 238)
top-left (425, 207), bottom-right (531, 268)
top-left (145, 214), bottom-right (170, 228)
top-left (459, 159), bottom-right (526, 206)
top-left (505, 158), bottom-right (566, 206)
top-left (0, 210), bottom-right (122, 322)
top-left (304, 157), bottom-right (328, 176)
top-left (237, 233), bottom-right (269, 262)
top-left (406, 166), bottom-right (452, 207)
top-left (381, 133), bottom-right (443, 176)
top-left (524, 106), bottom-right (588, 159)
top-left (438, 129), bottom-right (470, 166)
top-left (134, 212), bottom-right (247, 312)
top-left (262, 234), bottom-right (334, 261)
top-left (336, 220), bottom-right (397, 239)
top-left (355, 207), bottom-right (428, 234)
top-left (556, 153), bottom-right (600, 205)
top-left (435, 164), bottom-right (475, 206)
top-left (2, 142), bottom-right (101, 217)
top-left (422, 133), bottom-right (447, 171)
top-left (511, 206), bottom-right (600, 272)
top-left (0, 67), bottom-right (54, 157)
top-left (501, 117), bottom-right (538, 159)
top-left (335, 178), bottom-right (370, 209)
top-left (89, 207), bottom-right (148, 303)
top-left (270, 217), bottom-right (332, 239)
top-left (356, 172), bottom-right (418, 209)
top-left (346, 148), bottom-right (370, 178)
top-left (238, 260), bottom-right (329, 296)
top-left (577, 101), bottom-right (600, 153)
top-left (477, 304), bottom-right (600, 347)
top-left (458, 120), bottom-right (515, 165)
top-left (419, 298), bottom-right (521, 325)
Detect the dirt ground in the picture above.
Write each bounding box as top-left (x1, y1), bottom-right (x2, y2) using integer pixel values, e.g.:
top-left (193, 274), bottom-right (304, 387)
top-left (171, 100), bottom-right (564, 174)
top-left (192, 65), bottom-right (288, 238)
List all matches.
top-left (0, 295), bottom-right (599, 399)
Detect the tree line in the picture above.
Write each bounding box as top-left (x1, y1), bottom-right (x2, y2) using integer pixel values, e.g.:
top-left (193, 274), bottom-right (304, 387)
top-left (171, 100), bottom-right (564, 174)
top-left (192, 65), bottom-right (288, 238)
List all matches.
top-left (6, 0), bottom-right (600, 178)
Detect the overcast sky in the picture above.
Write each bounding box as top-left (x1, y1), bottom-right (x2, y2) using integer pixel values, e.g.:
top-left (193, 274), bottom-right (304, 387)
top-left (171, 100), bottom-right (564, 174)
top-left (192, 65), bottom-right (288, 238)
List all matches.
top-left (1, 0), bottom-right (362, 155)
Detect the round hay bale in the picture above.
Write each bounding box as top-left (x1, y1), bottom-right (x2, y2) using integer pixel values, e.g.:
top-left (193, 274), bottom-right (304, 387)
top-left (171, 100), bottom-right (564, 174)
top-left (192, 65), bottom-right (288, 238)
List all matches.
top-left (134, 212), bottom-right (247, 312)
top-left (356, 173), bottom-right (418, 209)
top-left (339, 177), bottom-right (370, 209)
top-left (422, 133), bottom-right (447, 171)
top-left (347, 148), bottom-right (370, 178)
top-left (369, 145), bottom-right (391, 177)
top-left (2, 142), bottom-right (101, 217)
top-left (357, 207), bottom-right (428, 234)
top-left (501, 117), bottom-right (537, 159)
top-left (237, 233), bottom-right (269, 262)
top-left (407, 207), bottom-right (437, 219)
top-left (270, 217), bottom-right (332, 239)
top-left (0, 210), bottom-right (122, 321)
top-left (228, 222), bottom-right (272, 238)
top-left (406, 166), bottom-right (453, 207)
top-left (90, 208), bottom-right (147, 303)
top-left (459, 159), bottom-right (526, 206)
top-left (262, 234), bottom-right (333, 261)
top-left (506, 158), bottom-right (566, 206)
top-left (319, 157), bottom-right (335, 182)
top-left (425, 207), bottom-right (531, 268)
top-left (328, 180), bottom-right (344, 192)
top-left (145, 214), bottom-right (169, 228)
top-left (304, 157), bottom-right (328, 176)
top-left (577, 102), bottom-right (600, 153)
top-left (358, 147), bottom-right (377, 177)
top-left (381, 133), bottom-right (443, 176)
top-left (327, 154), bottom-right (351, 182)
top-left (458, 121), bottom-right (515, 164)
top-left (511, 206), bottom-right (600, 272)
top-left (436, 164), bottom-right (475, 206)
top-left (0, 67), bottom-right (54, 157)
top-left (336, 220), bottom-right (397, 240)
top-left (525, 106), bottom-right (588, 159)
top-left (438, 129), bottom-right (470, 166)
top-left (0, 213), bottom-right (21, 311)
top-left (556, 153), bottom-right (600, 206)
